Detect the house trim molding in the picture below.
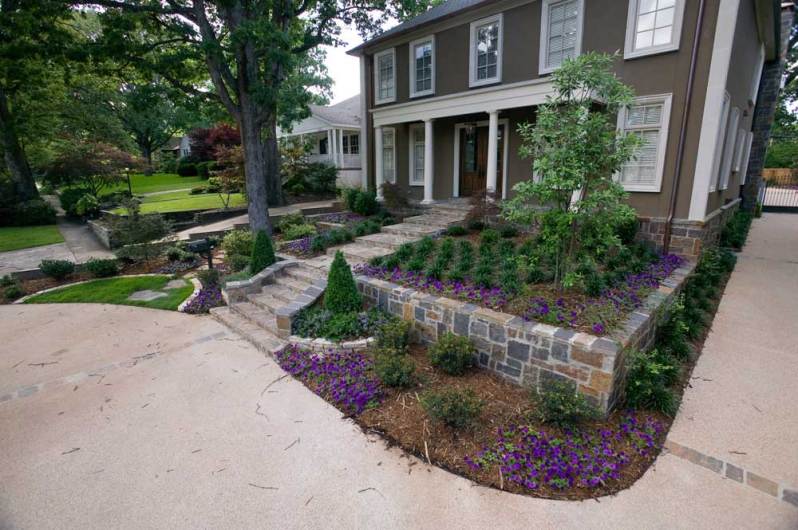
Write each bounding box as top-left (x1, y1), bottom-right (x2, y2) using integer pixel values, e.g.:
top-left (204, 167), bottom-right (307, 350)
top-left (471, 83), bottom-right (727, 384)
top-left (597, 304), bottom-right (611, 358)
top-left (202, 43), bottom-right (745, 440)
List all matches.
top-left (371, 77), bottom-right (556, 127)
top-left (689, 0), bottom-right (741, 221)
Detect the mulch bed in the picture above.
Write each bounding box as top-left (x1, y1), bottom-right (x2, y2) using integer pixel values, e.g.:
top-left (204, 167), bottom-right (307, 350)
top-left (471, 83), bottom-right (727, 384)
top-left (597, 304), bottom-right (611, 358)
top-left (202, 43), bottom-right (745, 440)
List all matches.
top-left (352, 344), bottom-right (669, 501)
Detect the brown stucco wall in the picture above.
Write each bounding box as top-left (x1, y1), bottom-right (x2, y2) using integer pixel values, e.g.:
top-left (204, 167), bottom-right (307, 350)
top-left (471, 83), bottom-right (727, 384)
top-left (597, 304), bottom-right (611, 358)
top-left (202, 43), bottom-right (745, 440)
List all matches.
top-left (362, 0), bottom-right (766, 220)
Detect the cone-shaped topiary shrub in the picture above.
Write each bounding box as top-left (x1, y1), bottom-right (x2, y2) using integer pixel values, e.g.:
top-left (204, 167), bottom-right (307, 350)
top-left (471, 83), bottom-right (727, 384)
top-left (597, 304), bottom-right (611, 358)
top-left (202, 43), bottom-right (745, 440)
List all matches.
top-left (250, 230), bottom-right (276, 274)
top-left (325, 251), bottom-right (362, 315)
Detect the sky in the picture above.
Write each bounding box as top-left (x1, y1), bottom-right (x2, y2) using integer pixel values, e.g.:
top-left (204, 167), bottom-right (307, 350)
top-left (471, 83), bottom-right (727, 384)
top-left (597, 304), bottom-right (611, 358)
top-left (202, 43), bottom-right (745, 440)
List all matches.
top-left (323, 26), bottom-right (366, 104)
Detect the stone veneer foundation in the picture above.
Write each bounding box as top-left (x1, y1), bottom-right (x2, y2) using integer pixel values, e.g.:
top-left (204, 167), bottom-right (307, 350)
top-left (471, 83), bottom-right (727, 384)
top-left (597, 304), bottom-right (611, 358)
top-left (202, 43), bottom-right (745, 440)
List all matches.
top-left (356, 260), bottom-right (694, 413)
top-left (638, 199), bottom-right (740, 258)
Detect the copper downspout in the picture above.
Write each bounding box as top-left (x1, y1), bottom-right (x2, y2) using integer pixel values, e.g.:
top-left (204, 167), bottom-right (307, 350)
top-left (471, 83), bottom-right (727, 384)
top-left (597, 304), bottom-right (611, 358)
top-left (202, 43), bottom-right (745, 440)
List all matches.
top-left (663, 0), bottom-right (707, 254)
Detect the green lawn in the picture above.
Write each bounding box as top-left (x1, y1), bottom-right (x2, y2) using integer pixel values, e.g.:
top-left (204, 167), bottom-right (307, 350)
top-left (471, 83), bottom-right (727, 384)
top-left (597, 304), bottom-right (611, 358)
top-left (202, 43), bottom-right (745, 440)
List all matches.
top-left (111, 191), bottom-right (246, 214)
top-left (0, 225), bottom-right (64, 252)
top-left (25, 275), bottom-right (194, 311)
top-left (115, 172), bottom-right (205, 194)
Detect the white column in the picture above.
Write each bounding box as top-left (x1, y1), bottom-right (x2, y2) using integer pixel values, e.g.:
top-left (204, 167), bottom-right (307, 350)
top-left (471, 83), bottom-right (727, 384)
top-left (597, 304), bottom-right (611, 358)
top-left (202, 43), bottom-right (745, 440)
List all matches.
top-left (326, 129), bottom-right (334, 165)
top-left (337, 129), bottom-right (345, 168)
top-left (486, 110), bottom-right (499, 196)
top-left (359, 55), bottom-right (369, 190)
top-left (374, 126), bottom-right (384, 199)
top-left (422, 119), bottom-right (435, 204)
top-left (331, 129), bottom-right (339, 167)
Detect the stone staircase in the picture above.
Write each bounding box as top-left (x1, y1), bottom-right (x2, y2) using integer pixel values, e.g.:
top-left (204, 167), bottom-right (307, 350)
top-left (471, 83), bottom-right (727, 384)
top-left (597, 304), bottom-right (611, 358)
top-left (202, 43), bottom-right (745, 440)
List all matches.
top-left (211, 200), bottom-right (473, 352)
top-left (325, 203), bottom-right (471, 264)
top-left (210, 262), bottom-right (325, 355)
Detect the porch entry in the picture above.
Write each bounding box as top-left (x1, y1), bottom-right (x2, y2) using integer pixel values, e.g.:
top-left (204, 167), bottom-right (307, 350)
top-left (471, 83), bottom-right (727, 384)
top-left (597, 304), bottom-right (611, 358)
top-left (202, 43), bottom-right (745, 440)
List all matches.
top-left (459, 124), bottom-right (505, 197)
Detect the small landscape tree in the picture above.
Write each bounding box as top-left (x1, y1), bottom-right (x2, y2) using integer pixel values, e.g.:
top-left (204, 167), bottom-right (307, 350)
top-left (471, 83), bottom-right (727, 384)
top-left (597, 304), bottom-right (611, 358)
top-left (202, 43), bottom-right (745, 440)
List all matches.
top-left (250, 230), bottom-right (276, 274)
top-left (46, 141), bottom-right (139, 198)
top-left (213, 145), bottom-right (246, 209)
top-left (325, 251), bottom-right (362, 315)
top-left (502, 52), bottom-right (640, 290)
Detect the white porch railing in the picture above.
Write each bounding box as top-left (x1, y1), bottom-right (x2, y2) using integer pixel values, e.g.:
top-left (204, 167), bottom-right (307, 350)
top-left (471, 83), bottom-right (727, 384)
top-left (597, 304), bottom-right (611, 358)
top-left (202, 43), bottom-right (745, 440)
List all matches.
top-left (306, 153), bottom-right (361, 169)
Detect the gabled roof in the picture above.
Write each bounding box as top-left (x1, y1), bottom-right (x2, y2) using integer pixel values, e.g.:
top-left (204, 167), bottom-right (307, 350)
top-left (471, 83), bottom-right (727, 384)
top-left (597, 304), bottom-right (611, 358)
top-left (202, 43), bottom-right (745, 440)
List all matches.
top-left (348, 0), bottom-right (490, 55)
top-left (308, 94), bottom-right (361, 127)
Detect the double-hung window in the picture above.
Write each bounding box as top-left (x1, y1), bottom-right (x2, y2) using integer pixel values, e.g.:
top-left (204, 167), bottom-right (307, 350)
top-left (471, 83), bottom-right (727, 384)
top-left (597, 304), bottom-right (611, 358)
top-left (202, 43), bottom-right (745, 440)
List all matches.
top-left (625, 0), bottom-right (686, 59)
top-left (469, 14), bottom-right (503, 87)
top-left (382, 128), bottom-right (396, 183)
top-left (374, 48), bottom-right (396, 104)
top-left (540, 0), bottom-right (584, 74)
top-left (348, 134), bottom-right (359, 155)
top-left (617, 94), bottom-right (672, 192)
top-left (409, 125), bottom-right (425, 186)
top-left (410, 37), bottom-right (435, 97)
top-left (718, 106), bottom-right (740, 191)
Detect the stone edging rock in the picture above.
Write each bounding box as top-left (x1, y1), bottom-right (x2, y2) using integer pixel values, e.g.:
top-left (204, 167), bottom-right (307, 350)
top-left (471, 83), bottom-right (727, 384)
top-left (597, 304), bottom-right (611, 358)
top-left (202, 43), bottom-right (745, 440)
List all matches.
top-left (178, 278), bottom-right (204, 313)
top-left (355, 260), bottom-right (696, 413)
top-left (222, 260), bottom-right (299, 304)
top-left (288, 336), bottom-right (374, 353)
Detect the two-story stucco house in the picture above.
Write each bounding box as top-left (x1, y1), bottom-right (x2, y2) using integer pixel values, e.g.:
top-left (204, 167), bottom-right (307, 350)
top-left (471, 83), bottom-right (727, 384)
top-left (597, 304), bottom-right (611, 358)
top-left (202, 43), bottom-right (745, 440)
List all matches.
top-left (348, 0), bottom-right (789, 256)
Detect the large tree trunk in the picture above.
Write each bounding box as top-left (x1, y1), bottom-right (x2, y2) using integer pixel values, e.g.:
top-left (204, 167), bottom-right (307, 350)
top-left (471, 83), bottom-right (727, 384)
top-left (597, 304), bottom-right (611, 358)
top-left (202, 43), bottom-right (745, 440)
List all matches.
top-left (239, 102), bottom-right (273, 234)
top-left (263, 116), bottom-right (284, 207)
top-left (0, 85), bottom-right (39, 201)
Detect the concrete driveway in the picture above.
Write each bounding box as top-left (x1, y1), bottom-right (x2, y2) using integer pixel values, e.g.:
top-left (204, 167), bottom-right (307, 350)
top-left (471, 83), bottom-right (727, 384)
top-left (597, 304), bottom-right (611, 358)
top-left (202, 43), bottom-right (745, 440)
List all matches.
top-left (0, 303), bottom-right (795, 529)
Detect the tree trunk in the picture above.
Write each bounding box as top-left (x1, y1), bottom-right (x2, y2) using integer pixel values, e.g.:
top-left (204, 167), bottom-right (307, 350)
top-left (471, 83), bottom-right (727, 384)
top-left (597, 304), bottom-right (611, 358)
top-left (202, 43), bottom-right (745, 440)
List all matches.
top-left (263, 116), bottom-right (285, 207)
top-left (239, 103), bottom-right (273, 234)
top-left (0, 85), bottom-right (39, 201)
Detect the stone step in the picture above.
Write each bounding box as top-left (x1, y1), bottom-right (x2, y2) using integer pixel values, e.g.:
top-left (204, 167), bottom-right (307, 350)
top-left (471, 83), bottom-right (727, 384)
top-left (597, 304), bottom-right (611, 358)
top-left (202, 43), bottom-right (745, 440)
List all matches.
top-left (282, 265), bottom-right (325, 285)
top-left (210, 307), bottom-right (286, 355)
top-left (403, 214), bottom-right (465, 226)
top-left (279, 276), bottom-right (312, 294)
top-left (327, 243), bottom-right (393, 264)
top-left (381, 223), bottom-right (446, 238)
top-left (355, 232), bottom-right (419, 250)
top-left (260, 284), bottom-right (298, 303)
top-left (229, 302), bottom-right (278, 332)
top-left (246, 293), bottom-right (285, 314)
top-left (303, 255), bottom-right (334, 271)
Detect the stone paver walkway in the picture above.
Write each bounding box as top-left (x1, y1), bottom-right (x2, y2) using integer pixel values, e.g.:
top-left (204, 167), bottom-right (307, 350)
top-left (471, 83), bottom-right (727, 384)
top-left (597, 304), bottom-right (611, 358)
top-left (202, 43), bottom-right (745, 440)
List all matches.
top-left (1, 303), bottom-right (795, 529)
top-left (665, 213), bottom-right (798, 506)
top-left (0, 218), bottom-right (113, 276)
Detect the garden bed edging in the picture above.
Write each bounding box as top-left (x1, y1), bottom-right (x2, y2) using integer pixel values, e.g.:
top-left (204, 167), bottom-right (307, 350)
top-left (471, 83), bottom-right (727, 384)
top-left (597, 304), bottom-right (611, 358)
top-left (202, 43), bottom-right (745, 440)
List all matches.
top-left (355, 260), bottom-right (695, 413)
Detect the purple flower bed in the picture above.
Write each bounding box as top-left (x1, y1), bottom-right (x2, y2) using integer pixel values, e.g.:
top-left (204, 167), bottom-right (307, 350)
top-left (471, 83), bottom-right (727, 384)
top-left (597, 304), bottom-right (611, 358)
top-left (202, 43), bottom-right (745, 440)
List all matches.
top-left (353, 264), bottom-right (509, 310)
top-left (522, 254), bottom-right (685, 333)
top-left (315, 212), bottom-right (366, 225)
top-left (280, 236), bottom-right (312, 256)
top-left (275, 344), bottom-right (382, 414)
top-left (183, 285), bottom-right (224, 314)
top-left (464, 414), bottom-right (663, 491)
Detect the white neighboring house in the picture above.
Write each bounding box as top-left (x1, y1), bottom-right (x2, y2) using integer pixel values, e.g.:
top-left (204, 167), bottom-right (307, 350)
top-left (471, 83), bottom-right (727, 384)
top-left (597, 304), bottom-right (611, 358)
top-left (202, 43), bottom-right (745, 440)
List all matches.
top-left (278, 95), bottom-right (362, 188)
top-left (162, 136), bottom-right (192, 159)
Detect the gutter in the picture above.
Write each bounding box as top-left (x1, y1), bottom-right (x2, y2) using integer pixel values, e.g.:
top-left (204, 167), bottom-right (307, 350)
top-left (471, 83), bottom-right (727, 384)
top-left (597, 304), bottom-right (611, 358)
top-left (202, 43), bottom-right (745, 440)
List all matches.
top-left (663, 0), bottom-right (707, 254)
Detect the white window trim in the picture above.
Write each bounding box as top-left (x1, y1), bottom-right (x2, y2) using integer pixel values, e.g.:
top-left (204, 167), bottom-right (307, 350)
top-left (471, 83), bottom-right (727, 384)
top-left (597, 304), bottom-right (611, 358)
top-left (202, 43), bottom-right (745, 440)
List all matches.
top-left (381, 127), bottom-right (396, 183)
top-left (709, 92), bottom-right (731, 193)
top-left (374, 48), bottom-right (396, 105)
top-left (740, 131), bottom-right (754, 185)
top-left (469, 13), bottom-right (503, 88)
top-left (408, 124), bottom-right (426, 186)
top-left (539, 0), bottom-right (585, 75)
top-left (732, 127), bottom-right (746, 174)
top-left (409, 35), bottom-right (435, 98)
top-left (718, 106), bottom-right (740, 191)
top-left (615, 93), bottom-right (673, 193)
top-left (624, 0), bottom-right (687, 60)
top-left (751, 44), bottom-right (766, 105)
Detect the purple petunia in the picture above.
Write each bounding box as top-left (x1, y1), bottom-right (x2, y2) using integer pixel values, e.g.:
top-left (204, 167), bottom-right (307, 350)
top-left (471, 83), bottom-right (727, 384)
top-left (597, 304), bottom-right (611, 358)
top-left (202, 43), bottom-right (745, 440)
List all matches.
top-left (465, 413), bottom-right (664, 491)
top-left (274, 344), bottom-right (382, 414)
top-left (183, 285), bottom-right (224, 314)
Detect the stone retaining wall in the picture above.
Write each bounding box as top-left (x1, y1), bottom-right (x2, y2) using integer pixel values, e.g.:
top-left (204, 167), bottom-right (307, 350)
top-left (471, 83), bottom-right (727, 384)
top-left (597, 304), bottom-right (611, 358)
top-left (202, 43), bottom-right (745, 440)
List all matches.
top-left (356, 260), bottom-right (694, 413)
top-left (638, 199), bottom-right (740, 257)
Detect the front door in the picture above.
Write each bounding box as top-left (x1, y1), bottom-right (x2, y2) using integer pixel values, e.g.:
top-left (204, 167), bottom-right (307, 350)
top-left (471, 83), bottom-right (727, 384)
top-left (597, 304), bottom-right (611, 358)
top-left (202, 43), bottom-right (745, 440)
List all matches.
top-left (459, 125), bottom-right (503, 197)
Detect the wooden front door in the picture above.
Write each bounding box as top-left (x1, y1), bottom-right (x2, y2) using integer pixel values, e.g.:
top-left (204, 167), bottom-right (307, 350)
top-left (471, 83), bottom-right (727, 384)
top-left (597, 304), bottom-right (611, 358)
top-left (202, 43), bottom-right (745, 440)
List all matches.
top-left (459, 125), bottom-right (503, 197)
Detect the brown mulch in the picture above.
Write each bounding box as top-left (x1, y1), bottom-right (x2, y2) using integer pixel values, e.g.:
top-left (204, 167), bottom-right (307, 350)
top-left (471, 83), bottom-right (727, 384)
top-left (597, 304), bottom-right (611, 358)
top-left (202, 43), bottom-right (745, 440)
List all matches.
top-left (353, 344), bottom-right (670, 501)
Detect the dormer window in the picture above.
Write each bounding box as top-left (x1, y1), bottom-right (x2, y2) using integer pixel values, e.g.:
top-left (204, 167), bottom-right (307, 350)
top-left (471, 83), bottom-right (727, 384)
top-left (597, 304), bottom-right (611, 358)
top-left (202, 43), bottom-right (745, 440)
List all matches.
top-left (469, 14), bottom-right (503, 87)
top-left (540, 0), bottom-right (584, 74)
top-left (374, 48), bottom-right (396, 104)
top-left (410, 36), bottom-right (435, 97)
top-left (624, 0), bottom-right (686, 59)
